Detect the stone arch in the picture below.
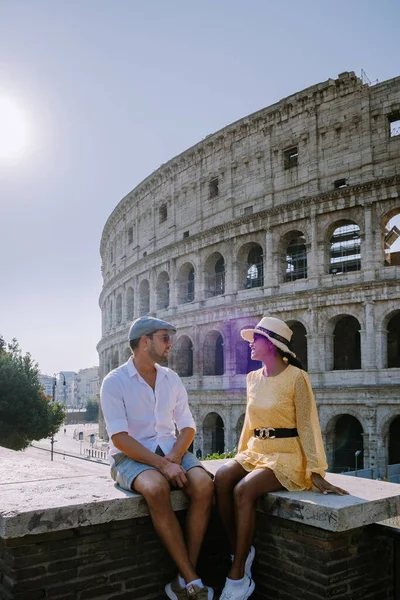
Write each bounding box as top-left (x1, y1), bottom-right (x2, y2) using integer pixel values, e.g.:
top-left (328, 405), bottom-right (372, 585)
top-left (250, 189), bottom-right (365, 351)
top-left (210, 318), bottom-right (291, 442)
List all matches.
top-left (279, 230), bottom-right (307, 282)
top-left (205, 251), bottom-right (226, 297)
top-left (237, 242), bottom-right (264, 289)
top-left (326, 314), bottom-right (361, 371)
top-left (386, 310), bottom-right (400, 368)
top-left (156, 271), bottom-right (170, 310)
top-left (203, 412), bottom-right (225, 456)
top-left (111, 348), bottom-right (119, 370)
top-left (287, 320), bottom-right (308, 370)
top-left (381, 207), bottom-right (400, 267)
top-left (203, 330), bottom-right (224, 376)
top-left (327, 219), bottom-right (361, 275)
top-left (124, 347), bottom-right (131, 361)
top-left (235, 414), bottom-right (246, 447)
top-left (325, 413), bottom-right (364, 472)
top-left (139, 279), bottom-right (150, 315)
top-left (174, 335), bottom-right (194, 377)
top-left (177, 262), bottom-right (195, 304)
top-left (126, 287), bottom-right (134, 322)
top-left (388, 415), bottom-right (400, 465)
top-left (108, 299), bottom-right (113, 330)
top-left (116, 293), bottom-right (122, 325)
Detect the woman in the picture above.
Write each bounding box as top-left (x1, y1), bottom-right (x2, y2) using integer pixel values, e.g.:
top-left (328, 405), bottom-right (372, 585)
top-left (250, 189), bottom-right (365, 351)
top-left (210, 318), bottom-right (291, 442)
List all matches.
top-left (215, 316), bottom-right (348, 600)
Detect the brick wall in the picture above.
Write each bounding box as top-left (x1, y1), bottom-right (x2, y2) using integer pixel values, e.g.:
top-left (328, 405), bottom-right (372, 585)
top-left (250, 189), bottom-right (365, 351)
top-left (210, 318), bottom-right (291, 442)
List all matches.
top-left (0, 509), bottom-right (397, 600)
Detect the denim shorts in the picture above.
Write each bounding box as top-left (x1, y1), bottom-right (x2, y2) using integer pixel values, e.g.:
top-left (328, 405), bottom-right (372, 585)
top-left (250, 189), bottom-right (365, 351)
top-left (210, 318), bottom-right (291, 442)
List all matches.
top-left (110, 446), bottom-right (205, 492)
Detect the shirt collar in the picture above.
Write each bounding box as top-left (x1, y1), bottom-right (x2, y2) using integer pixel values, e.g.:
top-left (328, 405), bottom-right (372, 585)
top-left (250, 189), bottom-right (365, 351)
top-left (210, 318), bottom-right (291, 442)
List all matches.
top-left (126, 357), bottom-right (167, 381)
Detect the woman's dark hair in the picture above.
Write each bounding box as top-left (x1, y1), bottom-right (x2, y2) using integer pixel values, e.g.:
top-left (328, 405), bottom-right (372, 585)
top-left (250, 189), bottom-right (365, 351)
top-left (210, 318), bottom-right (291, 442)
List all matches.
top-left (277, 348), bottom-right (305, 371)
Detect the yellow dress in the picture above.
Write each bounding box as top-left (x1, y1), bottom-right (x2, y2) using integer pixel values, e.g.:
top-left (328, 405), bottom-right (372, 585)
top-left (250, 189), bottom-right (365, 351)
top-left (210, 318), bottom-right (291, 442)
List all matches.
top-left (235, 365), bottom-right (328, 491)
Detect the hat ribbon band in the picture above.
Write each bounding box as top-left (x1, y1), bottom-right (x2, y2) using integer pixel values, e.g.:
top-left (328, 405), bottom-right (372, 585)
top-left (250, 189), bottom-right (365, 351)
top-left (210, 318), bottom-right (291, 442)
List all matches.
top-left (255, 326), bottom-right (294, 352)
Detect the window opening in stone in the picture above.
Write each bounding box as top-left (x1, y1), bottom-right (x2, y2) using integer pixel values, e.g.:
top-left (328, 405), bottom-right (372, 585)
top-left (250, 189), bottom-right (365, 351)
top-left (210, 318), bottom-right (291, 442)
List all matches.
top-left (384, 214), bottom-right (400, 266)
top-left (139, 280), bottom-right (150, 315)
top-left (209, 177), bottom-right (219, 198)
top-left (285, 235), bottom-right (307, 281)
top-left (389, 416), bottom-right (400, 464)
top-left (156, 272), bottom-right (170, 310)
top-left (244, 247), bottom-right (264, 288)
top-left (108, 300), bottom-right (113, 330)
top-left (334, 178), bottom-right (348, 189)
top-left (127, 227), bottom-right (133, 245)
top-left (159, 204), bottom-right (167, 223)
top-left (110, 246), bottom-right (114, 264)
top-left (289, 321), bottom-right (308, 370)
top-left (203, 413), bottom-right (224, 456)
top-left (177, 264), bottom-right (195, 304)
top-left (183, 231), bottom-right (189, 239)
top-left (175, 336), bottom-right (194, 377)
top-left (329, 222), bottom-right (361, 274)
top-left (333, 316), bottom-right (361, 370)
top-left (387, 312), bottom-right (400, 368)
top-left (333, 415), bottom-right (363, 472)
top-left (244, 206), bottom-right (253, 215)
top-left (389, 113), bottom-right (400, 138)
top-left (283, 146), bottom-right (298, 169)
top-left (143, 251), bottom-right (147, 257)
top-left (116, 294), bottom-right (122, 324)
top-left (206, 256), bottom-right (225, 297)
top-left (126, 287), bottom-right (134, 321)
top-left (203, 332), bottom-right (224, 376)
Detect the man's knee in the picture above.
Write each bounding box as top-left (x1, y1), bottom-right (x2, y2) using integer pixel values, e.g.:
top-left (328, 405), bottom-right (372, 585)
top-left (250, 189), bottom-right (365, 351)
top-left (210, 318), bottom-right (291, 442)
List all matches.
top-left (186, 470), bottom-right (214, 502)
top-left (135, 476), bottom-right (171, 506)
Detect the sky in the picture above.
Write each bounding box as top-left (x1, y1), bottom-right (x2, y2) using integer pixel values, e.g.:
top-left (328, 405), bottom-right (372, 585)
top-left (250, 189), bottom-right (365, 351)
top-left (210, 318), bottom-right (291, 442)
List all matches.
top-left (0, 0), bottom-right (399, 376)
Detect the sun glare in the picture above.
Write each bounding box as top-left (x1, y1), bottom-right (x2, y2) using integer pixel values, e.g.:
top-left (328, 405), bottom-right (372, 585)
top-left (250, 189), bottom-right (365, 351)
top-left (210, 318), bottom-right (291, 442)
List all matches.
top-left (0, 95), bottom-right (29, 162)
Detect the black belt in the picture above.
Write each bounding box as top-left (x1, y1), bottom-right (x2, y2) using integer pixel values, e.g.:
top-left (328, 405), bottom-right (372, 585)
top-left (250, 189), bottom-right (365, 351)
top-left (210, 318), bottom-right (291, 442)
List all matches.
top-left (254, 428), bottom-right (298, 439)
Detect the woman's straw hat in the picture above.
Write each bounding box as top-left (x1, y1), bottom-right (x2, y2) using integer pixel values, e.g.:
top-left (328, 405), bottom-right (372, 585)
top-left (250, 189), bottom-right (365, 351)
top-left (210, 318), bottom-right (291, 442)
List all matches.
top-left (241, 316), bottom-right (296, 358)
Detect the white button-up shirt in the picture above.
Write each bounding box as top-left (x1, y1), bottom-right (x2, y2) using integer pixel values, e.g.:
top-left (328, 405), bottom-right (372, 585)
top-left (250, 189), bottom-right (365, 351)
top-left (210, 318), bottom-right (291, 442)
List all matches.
top-left (100, 358), bottom-right (196, 463)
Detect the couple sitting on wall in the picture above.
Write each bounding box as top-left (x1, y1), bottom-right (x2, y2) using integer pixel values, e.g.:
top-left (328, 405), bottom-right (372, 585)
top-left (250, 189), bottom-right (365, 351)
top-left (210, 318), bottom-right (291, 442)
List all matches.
top-left (100, 316), bottom-right (348, 600)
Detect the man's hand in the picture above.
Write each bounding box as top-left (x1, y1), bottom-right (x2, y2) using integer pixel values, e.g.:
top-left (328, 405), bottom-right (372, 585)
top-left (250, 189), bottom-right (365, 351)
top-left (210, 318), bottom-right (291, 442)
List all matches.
top-left (159, 459), bottom-right (188, 488)
top-left (164, 451), bottom-right (183, 465)
top-left (311, 473), bottom-right (349, 496)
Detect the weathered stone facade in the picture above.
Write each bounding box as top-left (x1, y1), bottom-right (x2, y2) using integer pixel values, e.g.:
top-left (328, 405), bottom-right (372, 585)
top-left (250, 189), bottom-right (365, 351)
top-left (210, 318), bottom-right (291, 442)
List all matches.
top-left (97, 71), bottom-right (400, 474)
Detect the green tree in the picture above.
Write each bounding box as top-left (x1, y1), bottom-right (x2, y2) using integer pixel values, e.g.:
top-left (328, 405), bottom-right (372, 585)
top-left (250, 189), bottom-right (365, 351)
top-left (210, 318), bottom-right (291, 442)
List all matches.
top-left (85, 398), bottom-right (99, 422)
top-left (0, 336), bottom-right (66, 450)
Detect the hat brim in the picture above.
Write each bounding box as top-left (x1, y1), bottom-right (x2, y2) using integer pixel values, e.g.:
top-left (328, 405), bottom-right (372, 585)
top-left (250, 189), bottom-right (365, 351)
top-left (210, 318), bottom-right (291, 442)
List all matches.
top-left (240, 328), bottom-right (296, 358)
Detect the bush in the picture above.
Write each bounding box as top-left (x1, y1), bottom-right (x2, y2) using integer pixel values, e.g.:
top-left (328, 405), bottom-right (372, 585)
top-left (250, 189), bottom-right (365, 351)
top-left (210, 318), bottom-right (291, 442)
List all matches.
top-left (0, 336), bottom-right (66, 450)
top-left (203, 449), bottom-right (237, 460)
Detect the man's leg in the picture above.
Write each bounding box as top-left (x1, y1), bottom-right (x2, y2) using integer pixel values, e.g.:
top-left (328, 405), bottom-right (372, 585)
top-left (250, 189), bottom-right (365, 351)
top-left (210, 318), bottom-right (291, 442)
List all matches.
top-left (133, 469), bottom-right (198, 584)
top-left (214, 460), bottom-right (247, 553)
top-left (230, 468), bottom-right (283, 580)
top-left (183, 467), bottom-right (214, 568)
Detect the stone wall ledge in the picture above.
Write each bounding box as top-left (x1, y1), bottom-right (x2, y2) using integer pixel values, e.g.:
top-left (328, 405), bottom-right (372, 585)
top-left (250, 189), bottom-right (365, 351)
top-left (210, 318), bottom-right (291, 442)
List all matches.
top-left (1, 448), bottom-right (399, 539)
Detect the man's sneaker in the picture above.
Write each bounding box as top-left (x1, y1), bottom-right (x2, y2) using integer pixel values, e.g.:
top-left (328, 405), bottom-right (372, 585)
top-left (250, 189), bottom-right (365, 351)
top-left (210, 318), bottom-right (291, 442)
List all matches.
top-left (186, 582), bottom-right (214, 599)
top-left (165, 576), bottom-right (188, 600)
top-left (245, 545), bottom-right (255, 578)
top-left (219, 575), bottom-right (255, 600)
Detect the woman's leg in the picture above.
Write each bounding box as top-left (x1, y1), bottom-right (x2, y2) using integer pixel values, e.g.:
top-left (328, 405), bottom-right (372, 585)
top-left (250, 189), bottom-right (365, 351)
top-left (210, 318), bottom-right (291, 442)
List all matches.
top-left (229, 468), bottom-right (283, 580)
top-left (214, 460), bottom-right (247, 553)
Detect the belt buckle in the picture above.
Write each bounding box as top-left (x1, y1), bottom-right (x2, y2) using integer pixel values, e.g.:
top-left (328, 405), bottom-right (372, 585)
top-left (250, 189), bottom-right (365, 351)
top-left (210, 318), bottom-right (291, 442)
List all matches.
top-left (259, 427), bottom-right (276, 439)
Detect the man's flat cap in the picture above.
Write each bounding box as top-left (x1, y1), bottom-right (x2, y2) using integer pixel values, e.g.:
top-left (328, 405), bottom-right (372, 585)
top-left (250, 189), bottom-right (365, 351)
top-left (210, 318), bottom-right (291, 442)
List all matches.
top-left (128, 316), bottom-right (177, 341)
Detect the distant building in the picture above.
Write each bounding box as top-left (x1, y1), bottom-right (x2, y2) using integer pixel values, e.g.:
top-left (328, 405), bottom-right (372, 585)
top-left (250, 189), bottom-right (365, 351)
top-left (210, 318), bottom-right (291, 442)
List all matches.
top-left (38, 374), bottom-right (54, 398)
top-left (76, 367), bottom-right (100, 407)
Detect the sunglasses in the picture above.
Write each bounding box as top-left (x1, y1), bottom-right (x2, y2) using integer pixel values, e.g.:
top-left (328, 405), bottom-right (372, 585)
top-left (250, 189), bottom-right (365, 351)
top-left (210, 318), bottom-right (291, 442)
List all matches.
top-left (148, 333), bottom-right (173, 343)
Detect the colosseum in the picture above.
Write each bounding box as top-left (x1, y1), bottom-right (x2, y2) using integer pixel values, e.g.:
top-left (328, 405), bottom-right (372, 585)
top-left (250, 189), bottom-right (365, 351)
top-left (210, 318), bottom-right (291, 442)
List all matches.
top-left (98, 71), bottom-right (400, 476)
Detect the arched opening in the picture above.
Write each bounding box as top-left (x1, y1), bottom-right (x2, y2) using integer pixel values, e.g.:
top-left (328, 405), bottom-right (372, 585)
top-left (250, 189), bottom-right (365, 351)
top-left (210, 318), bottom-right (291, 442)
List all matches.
top-left (139, 279), bottom-right (150, 315)
top-left (116, 294), bottom-right (122, 324)
top-left (284, 232), bottom-right (307, 282)
top-left (156, 271), bottom-right (170, 310)
top-left (387, 312), bottom-right (400, 368)
top-left (288, 321), bottom-right (308, 370)
top-left (333, 316), bottom-right (361, 370)
top-left (389, 416), bottom-right (400, 464)
top-left (236, 337), bottom-right (262, 374)
top-left (126, 287), bottom-right (134, 321)
top-left (124, 347), bottom-right (131, 361)
top-left (203, 331), bottom-right (224, 376)
top-left (177, 263), bottom-right (195, 304)
top-left (108, 300), bottom-right (113, 330)
top-left (205, 252), bottom-right (225, 297)
top-left (175, 336), bottom-right (194, 377)
top-left (203, 412), bottom-right (224, 456)
top-left (329, 221), bottom-right (361, 274)
top-left (383, 212), bottom-right (400, 266)
top-left (236, 414), bottom-right (245, 447)
top-left (333, 415), bottom-right (363, 472)
top-left (111, 350), bottom-right (119, 370)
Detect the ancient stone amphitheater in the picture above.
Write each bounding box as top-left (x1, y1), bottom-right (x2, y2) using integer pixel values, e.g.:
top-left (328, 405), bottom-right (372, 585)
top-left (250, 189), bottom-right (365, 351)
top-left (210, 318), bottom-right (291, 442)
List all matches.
top-left (98, 71), bottom-right (400, 475)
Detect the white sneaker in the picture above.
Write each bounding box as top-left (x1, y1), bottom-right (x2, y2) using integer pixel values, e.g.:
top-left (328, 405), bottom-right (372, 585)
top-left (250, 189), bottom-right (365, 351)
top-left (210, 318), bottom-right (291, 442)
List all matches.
top-left (231, 545), bottom-right (256, 578)
top-left (219, 575), bottom-right (255, 600)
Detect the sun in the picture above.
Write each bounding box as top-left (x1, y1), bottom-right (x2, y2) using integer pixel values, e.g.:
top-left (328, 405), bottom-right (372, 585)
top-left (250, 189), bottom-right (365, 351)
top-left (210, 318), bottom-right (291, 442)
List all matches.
top-left (0, 95), bottom-right (29, 162)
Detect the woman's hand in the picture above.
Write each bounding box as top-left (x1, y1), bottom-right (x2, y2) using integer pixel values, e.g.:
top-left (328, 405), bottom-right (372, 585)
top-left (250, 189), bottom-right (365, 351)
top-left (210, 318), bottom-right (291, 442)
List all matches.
top-left (311, 473), bottom-right (349, 495)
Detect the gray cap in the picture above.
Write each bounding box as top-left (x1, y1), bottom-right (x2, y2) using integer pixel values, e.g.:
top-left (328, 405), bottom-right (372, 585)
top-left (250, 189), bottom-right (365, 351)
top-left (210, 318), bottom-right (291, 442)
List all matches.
top-left (128, 316), bottom-right (177, 341)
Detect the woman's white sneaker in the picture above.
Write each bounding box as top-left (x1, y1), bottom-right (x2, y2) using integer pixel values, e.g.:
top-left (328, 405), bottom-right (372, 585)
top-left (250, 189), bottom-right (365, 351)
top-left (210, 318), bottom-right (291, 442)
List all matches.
top-left (219, 575), bottom-right (255, 600)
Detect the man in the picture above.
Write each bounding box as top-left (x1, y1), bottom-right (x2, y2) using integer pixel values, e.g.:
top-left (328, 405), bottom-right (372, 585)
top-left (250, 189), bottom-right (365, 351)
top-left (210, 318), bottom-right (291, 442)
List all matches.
top-left (100, 316), bottom-right (214, 600)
